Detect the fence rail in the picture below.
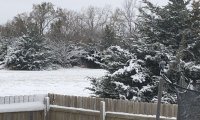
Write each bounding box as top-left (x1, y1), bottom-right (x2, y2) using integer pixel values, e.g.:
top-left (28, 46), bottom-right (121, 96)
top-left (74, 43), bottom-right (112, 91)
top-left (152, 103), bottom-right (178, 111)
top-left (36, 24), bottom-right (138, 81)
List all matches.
top-left (49, 103), bottom-right (176, 120)
top-left (50, 105), bottom-right (100, 116)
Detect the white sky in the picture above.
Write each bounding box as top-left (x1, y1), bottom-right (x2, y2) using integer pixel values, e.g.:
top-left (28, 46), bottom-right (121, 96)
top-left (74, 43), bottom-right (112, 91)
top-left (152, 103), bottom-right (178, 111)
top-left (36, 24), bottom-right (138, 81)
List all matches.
top-left (0, 0), bottom-right (168, 24)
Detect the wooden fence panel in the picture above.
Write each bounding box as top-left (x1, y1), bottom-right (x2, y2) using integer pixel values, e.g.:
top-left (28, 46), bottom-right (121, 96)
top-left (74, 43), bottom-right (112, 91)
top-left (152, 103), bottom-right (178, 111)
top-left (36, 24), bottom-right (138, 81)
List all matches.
top-left (0, 94), bottom-right (46, 120)
top-left (49, 104), bottom-right (176, 120)
top-left (48, 94), bottom-right (100, 120)
top-left (48, 94), bottom-right (178, 118)
top-left (0, 94), bottom-right (176, 120)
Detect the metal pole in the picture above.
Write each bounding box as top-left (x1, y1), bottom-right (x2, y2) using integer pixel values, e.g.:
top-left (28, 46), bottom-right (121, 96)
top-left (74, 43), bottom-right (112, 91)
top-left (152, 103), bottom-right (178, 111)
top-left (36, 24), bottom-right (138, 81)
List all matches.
top-left (156, 76), bottom-right (164, 120)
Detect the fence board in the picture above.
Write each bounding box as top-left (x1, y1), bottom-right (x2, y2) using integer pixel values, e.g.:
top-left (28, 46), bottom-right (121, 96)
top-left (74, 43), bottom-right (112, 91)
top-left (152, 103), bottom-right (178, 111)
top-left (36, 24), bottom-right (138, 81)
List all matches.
top-left (28, 95), bottom-right (34, 102)
top-left (4, 96), bottom-right (10, 104)
top-left (19, 96), bottom-right (24, 103)
top-left (0, 97), bottom-right (4, 104)
top-left (14, 96), bottom-right (19, 103)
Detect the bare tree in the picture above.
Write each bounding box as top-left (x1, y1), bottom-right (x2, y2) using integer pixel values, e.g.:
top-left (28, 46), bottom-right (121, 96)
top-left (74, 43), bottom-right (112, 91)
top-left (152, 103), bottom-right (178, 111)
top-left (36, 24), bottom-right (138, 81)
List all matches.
top-left (30, 2), bottom-right (56, 35)
top-left (48, 8), bottom-right (84, 43)
top-left (109, 8), bottom-right (126, 38)
top-left (80, 6), bottom-right (111, 43)
top-left (122, 0), bottom-right (139, 37)
top-left (0, 13), bottom-right (29, 38)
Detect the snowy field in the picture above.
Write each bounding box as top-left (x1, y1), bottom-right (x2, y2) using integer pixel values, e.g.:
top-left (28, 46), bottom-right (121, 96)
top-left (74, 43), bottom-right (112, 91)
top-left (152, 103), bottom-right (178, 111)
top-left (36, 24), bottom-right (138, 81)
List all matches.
top-left (0, 67), bottom-right (107, 96)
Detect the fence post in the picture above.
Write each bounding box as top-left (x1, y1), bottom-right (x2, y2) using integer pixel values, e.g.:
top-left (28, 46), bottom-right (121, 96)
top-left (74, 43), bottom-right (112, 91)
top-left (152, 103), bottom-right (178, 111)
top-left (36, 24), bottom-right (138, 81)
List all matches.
top-left (156, 76), bottom-right (164, 120)
top-left (44, 97), bottom-right (50, 120)
top-left (100, 101), bottom-right (106, 120)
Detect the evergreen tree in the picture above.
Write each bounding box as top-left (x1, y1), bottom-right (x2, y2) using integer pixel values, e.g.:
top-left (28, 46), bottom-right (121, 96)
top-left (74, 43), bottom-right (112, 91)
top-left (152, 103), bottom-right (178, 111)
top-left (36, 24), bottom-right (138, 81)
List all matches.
top-left (137, 0), bottom-right (193, 81)
top-left (5, 35), bottom-right (52, 70)
top-left (88, 45), bottom-right (177, 103)
top-left (138, 0), bottom-right (191, 49)
top-left (101, 46), bottom-right (134, 73)
top-left (89, 0), bottom-right (196, 103)
top-left (89, 58), bottom-right (158, 102)
top-left (189, 0), bottom-right (200, 63)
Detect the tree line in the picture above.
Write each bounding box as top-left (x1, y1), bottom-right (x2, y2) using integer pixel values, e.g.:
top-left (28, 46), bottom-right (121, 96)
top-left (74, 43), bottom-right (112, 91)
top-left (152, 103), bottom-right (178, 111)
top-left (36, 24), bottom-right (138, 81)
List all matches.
top-left (0, 0), bottom-right (139, 69)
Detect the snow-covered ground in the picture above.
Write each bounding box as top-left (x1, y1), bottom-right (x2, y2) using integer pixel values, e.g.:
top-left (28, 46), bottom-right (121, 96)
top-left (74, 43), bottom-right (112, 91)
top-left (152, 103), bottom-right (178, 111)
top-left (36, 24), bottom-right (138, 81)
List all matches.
top-left (0, 67), bottom-right (107, 96)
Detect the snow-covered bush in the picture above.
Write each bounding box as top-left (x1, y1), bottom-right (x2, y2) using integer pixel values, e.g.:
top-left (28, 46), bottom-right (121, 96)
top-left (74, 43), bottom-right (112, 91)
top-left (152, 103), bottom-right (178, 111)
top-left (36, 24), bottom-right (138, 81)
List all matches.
top-left (50, 41), bottom-right (88, 68)
top-left (5, 36), bottom-right (52, 70)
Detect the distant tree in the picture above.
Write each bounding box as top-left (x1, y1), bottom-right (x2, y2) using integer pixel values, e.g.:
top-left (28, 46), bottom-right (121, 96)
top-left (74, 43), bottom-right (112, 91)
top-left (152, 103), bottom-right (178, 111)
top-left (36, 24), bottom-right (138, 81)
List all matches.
top-left (0, 13), bottom-right (38, 39)
top-left (11, 13), bottom-right (29, 37)
top-left (101, 25), bottom-right (116, 50)
top-left (5, 35), bottom-right (52, 70)
top-left (47, 8), bottom-right (82, 43)
top-left (109, 8), bottom-right (126, 38)
top-left (30, 2), bottom-right (56, 35)
top-left (122, 0), bottom-right (139, 38)
top-left (79, 6), bottom-right (111, 46)
top-left (49, 40), bottom-right (88, 67)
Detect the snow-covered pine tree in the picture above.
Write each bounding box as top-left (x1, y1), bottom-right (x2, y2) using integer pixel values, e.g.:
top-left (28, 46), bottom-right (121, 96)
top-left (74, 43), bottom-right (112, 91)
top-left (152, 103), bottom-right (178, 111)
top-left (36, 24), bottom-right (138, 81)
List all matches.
top-left (137, 0), bottom-right (200, 108)
top-left (91, 46), bottom-right (180, 103)
top-left (5, 35), bottom-right (52, 70)
top-left (89, 0), bottom-right (191, 103)
top-left (138, 0), bottom-right (192, 83)
top-left (175, 2), bottom-right (200, 119)
top-left (89, 58), bottom-right (158, 102)
top-left (88, 46), bottom-right (164, 102)
top-left (189, 0), bottom-right (200, 64)
top-left (101, 46), bottom-right (134, 72)
top-left (138, 0), bottom-right (190, 49)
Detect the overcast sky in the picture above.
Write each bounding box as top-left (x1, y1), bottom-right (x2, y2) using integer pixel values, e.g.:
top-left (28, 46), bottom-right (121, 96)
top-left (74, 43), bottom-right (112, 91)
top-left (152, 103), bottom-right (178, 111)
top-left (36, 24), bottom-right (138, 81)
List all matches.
top-left (0, 0), bottom-right (168, 24)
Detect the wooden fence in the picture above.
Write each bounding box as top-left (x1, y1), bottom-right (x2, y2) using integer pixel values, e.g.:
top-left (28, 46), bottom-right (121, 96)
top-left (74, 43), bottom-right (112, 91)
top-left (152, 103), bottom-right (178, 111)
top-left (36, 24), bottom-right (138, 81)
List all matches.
top-left (48, 94), bottom-right (177, 120)
top-left (0, 94), bottom-right (47, 120)
top-left (0, 94), bottom-right (177, 120)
